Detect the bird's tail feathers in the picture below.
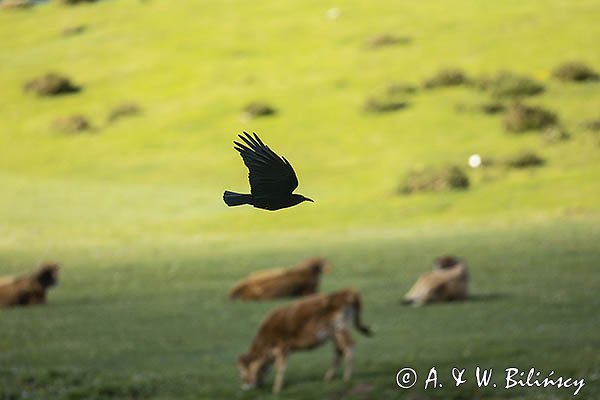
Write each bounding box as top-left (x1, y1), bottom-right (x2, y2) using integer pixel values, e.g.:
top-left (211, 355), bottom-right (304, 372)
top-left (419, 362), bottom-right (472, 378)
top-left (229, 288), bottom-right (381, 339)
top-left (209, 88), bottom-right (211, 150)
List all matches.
top-left (223, 191), bottom-right (252, 207)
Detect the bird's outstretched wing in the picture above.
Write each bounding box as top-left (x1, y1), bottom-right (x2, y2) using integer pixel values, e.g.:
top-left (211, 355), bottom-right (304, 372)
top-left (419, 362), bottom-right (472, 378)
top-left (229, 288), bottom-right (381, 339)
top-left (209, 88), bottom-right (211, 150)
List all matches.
top-left (233, 132), bottom-right (299, 197)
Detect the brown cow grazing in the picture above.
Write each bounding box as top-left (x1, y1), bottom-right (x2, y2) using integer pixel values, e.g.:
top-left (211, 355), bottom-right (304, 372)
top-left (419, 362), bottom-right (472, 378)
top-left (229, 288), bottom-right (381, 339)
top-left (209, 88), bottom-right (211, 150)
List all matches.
top-left (402, 255), bottom-right (468, 306)
top-left (237, 288), bottom-right (372, 393)
top-left (0, 262), bottom-right (60, 307)
top-left (229, 257), bottom-right (331, 300)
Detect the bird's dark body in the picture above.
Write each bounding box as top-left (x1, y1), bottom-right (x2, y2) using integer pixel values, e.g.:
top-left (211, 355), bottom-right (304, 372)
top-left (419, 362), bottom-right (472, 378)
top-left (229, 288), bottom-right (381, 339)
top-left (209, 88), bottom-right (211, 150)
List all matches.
top-left (223, 191), bottom-right (308, 211)
top-left (223, 132), bottom-right (313, 211)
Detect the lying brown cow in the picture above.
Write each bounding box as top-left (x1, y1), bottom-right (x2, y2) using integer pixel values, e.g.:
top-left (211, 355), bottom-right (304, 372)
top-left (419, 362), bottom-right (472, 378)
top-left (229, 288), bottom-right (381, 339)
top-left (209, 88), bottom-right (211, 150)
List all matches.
top-left (237, 288), bottom-right (372, 393)
top-left (402, 255), bottom-right (468, 306)
top-left (0, 262), bottom-right (60, 307)
top-left (229, 257), bottom-right (331, 300)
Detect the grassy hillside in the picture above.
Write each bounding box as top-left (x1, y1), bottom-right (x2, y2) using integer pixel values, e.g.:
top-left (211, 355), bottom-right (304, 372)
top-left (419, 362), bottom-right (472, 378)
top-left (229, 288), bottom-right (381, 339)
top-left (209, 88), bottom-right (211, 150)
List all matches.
top-left (1, 0), bottom-right (599, 246)
top-left (0, 0), bottom-right (599, 399)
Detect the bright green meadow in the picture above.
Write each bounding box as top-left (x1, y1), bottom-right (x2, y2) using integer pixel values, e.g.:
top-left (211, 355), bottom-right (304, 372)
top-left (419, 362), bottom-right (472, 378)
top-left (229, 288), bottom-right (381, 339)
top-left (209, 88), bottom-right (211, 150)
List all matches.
top-left (0, 0), bottom-right (599, 399)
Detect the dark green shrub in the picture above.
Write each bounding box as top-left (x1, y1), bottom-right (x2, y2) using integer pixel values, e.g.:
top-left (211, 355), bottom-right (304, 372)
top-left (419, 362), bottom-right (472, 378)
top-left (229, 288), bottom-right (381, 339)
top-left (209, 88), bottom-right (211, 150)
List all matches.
top-left (243, 102), bottom-right (276, 118)
top-left (364, 82), bottom-right (414, 114)
top-left (455, 101), bottom-right (505, 115)
top-left (582, 118), bottom-right (600, 131)
top-left (475, 71), bottom-right (544, 98)
top-left (423, 68), bottom-right (469, 89)
top-left (503, 102), bottom-right (558, 133)
top-left (363, 97), bottom-right (407, 113)
top-left (364, 34), bottom-right (411, 49)
top-left (505, 151), bottom-right (545, 168)
top-left (53, 115), bottom-right (92, 133)
top-left (552, 62), bottom-right (599, 82)
top-left (58, 0), bottom-right (102, 5)
top-left (23, 73), bottom-right (81, 96)
top-left (386, 82), bottom-right (417, 95)
top-left (400, 165), bottom-right (469, 194)
top-left (107, 102), bottom-right (141, 123)
top-left (480, 101), bottom-right (506, 114)
top-left (542, 126), bottom-right (570, 143)
top-left (61, 25), bottom-right (87, 36)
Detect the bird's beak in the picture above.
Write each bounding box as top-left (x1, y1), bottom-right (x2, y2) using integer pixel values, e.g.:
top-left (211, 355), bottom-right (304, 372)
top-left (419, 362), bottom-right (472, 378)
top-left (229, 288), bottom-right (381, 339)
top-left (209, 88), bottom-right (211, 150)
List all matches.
top-left (305, 197), bottom-right (314, 203)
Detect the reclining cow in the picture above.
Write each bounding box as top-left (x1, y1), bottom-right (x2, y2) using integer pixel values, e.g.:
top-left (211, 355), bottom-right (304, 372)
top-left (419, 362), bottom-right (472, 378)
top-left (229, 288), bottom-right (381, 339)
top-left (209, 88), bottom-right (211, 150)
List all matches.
top-left (229, 257), bottom-right (330, 300)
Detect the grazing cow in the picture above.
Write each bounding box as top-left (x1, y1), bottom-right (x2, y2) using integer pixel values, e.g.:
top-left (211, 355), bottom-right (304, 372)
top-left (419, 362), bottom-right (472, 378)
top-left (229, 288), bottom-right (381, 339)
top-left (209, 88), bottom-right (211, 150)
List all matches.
top-left (0, 262), bottom-right (60, 307)
top-left (402, 255), bottom-right (468, 306)
top-left (237, 288), bottom-right (372, 393)
top-left (229, 257), bottom-right (331, 300)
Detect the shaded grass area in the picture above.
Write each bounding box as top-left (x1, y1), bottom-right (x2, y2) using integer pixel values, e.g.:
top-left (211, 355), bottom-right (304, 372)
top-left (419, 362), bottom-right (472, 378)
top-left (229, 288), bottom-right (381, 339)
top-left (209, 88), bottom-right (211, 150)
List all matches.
top-left (1, 220), bottom-right (599, 399)
top-left (0, 369), bottom-right (157, 400)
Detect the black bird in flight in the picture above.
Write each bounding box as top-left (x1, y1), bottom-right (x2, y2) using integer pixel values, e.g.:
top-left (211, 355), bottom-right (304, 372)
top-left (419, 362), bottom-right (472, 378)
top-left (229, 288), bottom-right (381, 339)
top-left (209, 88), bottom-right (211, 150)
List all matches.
top-left (223, 132), bottom-right (314, 211)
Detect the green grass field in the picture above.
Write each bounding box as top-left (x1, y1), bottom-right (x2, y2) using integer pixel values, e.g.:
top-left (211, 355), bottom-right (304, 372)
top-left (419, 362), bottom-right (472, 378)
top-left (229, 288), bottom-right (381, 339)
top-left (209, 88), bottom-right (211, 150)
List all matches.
top-left (1, 0), bottom-right (599, 399)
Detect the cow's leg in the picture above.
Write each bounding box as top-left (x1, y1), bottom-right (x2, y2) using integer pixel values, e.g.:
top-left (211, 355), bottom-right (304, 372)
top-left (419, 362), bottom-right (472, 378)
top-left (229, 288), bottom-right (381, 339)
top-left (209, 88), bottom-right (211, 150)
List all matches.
top-left (272, 347), bottom-right (287, 394)
top-left (324, 340), bottom-right (343, 382)
top-left (336, 330), bottom-right (355, 382)
top-left (343, 345), bottom-right (354, 382)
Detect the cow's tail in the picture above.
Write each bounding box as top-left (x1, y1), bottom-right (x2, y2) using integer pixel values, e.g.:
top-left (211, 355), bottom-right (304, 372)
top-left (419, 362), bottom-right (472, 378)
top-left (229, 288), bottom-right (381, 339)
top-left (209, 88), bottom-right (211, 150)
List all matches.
top-left (350, 291), bottom-right (373, 337)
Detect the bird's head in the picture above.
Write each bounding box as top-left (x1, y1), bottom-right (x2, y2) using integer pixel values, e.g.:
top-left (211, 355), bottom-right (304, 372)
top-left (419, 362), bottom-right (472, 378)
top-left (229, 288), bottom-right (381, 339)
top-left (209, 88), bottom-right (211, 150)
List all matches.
top-left (291, 194), bottom-right (314, 206)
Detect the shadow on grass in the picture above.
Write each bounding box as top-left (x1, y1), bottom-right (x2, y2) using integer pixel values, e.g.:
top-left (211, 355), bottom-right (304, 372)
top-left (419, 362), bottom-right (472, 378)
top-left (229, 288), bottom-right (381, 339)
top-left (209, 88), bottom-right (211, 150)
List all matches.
top-left (467, 293), bottom-right (507, 303)
top-left (399, 293), bottom-right (507, 306)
